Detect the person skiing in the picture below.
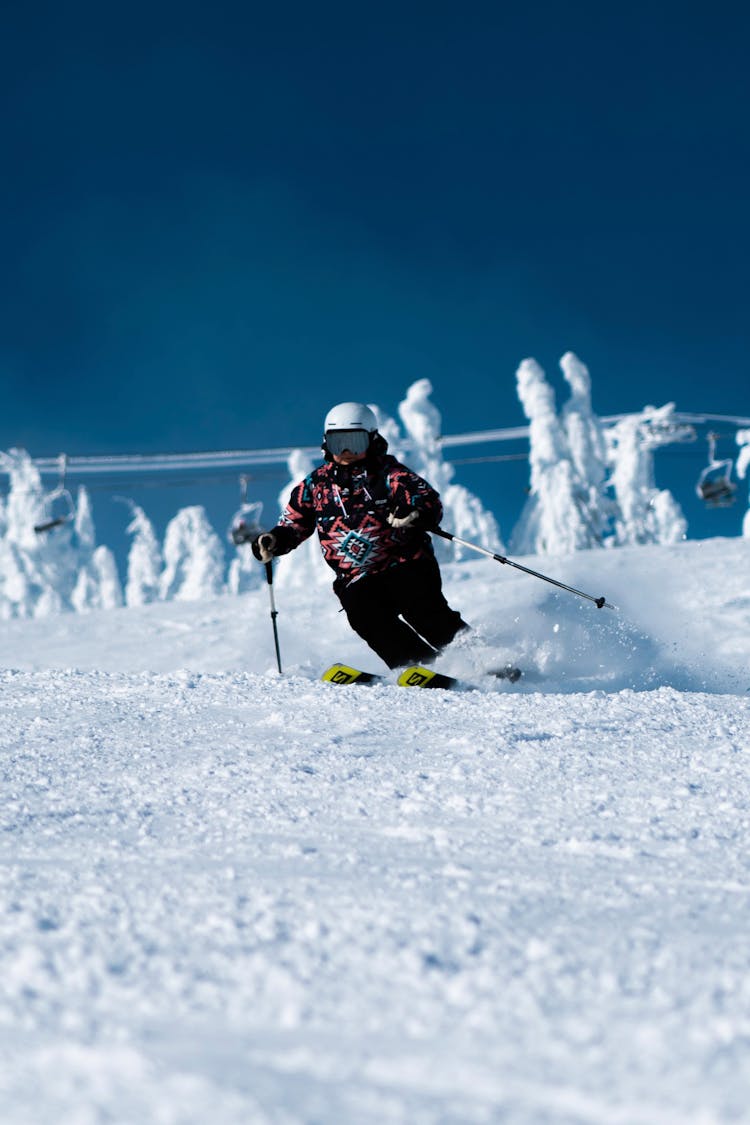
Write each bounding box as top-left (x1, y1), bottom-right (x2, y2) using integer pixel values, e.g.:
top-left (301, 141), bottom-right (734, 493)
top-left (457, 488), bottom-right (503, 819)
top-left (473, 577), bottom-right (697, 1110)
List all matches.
top-left (251, 401), bottom-right (469, 669)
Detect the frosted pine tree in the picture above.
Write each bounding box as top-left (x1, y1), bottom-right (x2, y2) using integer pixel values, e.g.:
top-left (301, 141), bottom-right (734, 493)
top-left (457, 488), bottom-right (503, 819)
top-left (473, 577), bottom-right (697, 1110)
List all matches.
top-left (274, 450), bottom-right (330, 589)
top-left (608, 405), bottom-right (687, 545)
top-left (0, 450), bottom-right (58, 616)
top-left (737, 429), bottom-right (750, 538)
top-left (122, 502), bottom-right (163, 606)
top-left (72, 546), bottom-right (124, 612)
top-left (0, 450), bottom-right (74, 617)
top-left (370, 402), bottom-right (408, 463)
top-left (559, 352), bottom-right (613, 545)
top-left (159, 506), bottom-right (225, 601)
top-left (397, 379), bottom-right (503, 560)
top-left (511, 359), bottom-right (598, 555)
top-left (71, 488), bottom-right (123, 611)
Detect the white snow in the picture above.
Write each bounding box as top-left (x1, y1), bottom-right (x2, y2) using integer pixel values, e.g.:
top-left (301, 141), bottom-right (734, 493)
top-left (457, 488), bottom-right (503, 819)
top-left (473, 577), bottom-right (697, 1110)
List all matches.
top-left (2, 535), bottom-right (750, 1123)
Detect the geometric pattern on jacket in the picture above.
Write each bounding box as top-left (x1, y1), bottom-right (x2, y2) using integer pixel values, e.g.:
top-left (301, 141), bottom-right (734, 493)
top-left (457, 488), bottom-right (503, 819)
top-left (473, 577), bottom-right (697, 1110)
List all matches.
top-left (270, 452), bottom-right (443, 587)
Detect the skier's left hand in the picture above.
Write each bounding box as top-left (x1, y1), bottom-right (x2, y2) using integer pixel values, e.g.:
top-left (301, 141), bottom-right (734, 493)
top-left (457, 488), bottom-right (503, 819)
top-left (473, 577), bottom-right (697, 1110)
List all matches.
top-left (387, 500), bottom-right (422, 529)
top-left (251, 532), bottom-right (278, 562)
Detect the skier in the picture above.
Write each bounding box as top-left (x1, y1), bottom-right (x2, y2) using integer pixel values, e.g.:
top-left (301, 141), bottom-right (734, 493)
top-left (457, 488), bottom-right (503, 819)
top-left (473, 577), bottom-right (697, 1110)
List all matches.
top-left (251, 402), bottom-right (469, 669)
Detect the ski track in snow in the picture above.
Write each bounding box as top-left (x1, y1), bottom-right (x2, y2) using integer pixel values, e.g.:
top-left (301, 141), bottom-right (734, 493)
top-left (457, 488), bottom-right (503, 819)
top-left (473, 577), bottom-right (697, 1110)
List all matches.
top-left (1, 538), bottom-right (750, 1123)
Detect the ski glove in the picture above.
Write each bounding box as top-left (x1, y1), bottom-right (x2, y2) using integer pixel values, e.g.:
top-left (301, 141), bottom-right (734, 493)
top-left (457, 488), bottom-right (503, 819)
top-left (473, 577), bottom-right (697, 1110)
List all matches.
top-left (387, 499), bottom-right (423, 530)
top-left (251, 532), bottom-right (278, 563)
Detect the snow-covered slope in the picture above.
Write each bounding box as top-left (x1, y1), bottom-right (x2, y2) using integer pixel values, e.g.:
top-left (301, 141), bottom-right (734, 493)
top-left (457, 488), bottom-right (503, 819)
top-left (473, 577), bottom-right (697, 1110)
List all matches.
top-left (1, 538), bottom-right (749, 1123)
top-left (1, 536), bottom-right (747, 693)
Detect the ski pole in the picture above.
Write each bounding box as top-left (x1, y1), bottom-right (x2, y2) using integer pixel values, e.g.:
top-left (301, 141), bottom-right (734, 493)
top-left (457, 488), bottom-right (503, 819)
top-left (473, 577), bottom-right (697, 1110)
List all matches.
top-left (432, 527), bottom-right (615, 610)
top-left (265, 561), bottom-right (283, 673)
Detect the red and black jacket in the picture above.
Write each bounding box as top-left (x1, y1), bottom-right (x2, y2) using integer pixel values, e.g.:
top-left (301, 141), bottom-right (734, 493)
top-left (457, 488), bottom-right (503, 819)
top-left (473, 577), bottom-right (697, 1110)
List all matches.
top-left (269, 451), bottom-right (442, 587)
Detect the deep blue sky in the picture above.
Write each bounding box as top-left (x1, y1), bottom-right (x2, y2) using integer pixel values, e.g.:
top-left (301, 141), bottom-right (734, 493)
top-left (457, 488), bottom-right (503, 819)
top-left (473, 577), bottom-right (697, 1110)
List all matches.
top-left (1, 0), bottom-right (748, 551)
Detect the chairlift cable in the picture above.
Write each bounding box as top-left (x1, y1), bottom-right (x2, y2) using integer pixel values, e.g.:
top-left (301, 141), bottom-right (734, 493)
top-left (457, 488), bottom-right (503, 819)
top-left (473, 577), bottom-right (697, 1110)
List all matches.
top-left (5, 411), bottom-right (742, 479)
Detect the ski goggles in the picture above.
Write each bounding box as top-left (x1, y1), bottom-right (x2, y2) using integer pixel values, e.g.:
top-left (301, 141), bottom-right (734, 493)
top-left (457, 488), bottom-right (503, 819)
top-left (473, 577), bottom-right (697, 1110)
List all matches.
top-left (325, 429), bottom-right (371, 456)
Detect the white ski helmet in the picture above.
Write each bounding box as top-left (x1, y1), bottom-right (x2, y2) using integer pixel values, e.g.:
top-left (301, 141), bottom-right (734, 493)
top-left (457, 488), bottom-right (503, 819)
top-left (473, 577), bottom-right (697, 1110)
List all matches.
top-left (323, 402), bottom-right (377, 434)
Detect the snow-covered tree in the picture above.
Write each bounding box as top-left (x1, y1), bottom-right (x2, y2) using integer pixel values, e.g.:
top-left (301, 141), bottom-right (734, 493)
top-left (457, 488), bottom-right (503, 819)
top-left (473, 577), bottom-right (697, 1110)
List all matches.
top-left (370, 402), bottom-right (408, 463)
top-left (511, 357), bottom-right (690, 554)
top-left (74, 486), bottom-right (96, 554)
top-left (0, 452), bottom-right (123, 617)
top-left (72, 546), bottom-right (124, 612)
top-left (511, 359), bottom-right (602, 555)
top-left (159, 506), bottom-right (225, 601)
top-left (737, 429), bottom-right (750, 538)
top-left (274, 450), bottom-right (330, 589)
top-left (560, 352), bottom-right (612, 544)
top-left (397, 379), bottom-right (503, 559)
top-left (70, 488), bottom-right (123, 611)
top-left (122, 502), bottom-right (163, 606)
top-left (0, 451), bottom-right (77, 617)
top-left (608, 405), bottom-right (687, 546)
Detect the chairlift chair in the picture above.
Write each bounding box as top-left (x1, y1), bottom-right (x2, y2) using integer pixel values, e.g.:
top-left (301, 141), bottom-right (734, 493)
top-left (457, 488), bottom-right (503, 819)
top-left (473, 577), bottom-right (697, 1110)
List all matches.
top-left (34, 455), bottom-right (76, 534)
top-left (696, 433), bottom-right (737, 508)
top-left (229, 476), bottom-right (264, 545)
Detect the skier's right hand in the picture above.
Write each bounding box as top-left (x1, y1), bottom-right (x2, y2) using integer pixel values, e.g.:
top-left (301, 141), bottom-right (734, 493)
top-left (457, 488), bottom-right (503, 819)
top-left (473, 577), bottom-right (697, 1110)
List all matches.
top-left (251, 532), bottom-right (277, 563)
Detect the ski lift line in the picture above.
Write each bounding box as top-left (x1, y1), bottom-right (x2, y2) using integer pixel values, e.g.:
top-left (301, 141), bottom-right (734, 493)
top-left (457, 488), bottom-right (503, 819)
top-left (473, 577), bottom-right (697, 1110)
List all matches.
top-left (25, 436), bottom-right (521, 473)
top-left (0, 441), bottom-right (719, 506)
top-left (12, 410), bottom-right (750, 478)
top-left (2, 441), bottom-right (712, 501)
top-left (450, 453), bottom-right (531, 465)
top-left (84, 472), bottom-right (288, 493)
top-left (28, 448), bottom-right (319, 475)
top-left (661, 412), bottom-right (750, 427)
top-left (25, 437), bottom-right (530, 475)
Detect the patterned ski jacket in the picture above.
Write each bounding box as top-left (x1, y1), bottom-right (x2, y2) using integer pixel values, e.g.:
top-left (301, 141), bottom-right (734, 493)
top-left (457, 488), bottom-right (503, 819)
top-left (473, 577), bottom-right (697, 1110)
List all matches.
top-left (270, 451), bottom-right (443, 588)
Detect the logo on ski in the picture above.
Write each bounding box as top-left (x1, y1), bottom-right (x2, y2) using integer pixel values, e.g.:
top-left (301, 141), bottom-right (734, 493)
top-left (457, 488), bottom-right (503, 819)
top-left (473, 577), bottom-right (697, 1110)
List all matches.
top-left (330, 668), bottom-right (356, 683)
top-left (403, 669), bottom-right (432, 687)
top-left (397, 666), bottom-right (449, 689)
top-left (322, 663), bottom-right (382, 685)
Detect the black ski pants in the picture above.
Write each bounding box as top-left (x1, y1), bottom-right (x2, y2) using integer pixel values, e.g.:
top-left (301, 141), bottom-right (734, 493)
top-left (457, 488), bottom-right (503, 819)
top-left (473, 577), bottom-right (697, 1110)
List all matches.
top-left (336, 555), bottom-right (469, 669)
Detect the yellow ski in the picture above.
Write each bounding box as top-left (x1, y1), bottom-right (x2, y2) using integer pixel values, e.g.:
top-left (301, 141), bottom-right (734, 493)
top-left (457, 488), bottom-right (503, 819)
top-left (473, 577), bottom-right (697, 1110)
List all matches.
top-left (322, 663), bottom-right (382, 685)
top-left (397, 665), bottom-right (458, 690)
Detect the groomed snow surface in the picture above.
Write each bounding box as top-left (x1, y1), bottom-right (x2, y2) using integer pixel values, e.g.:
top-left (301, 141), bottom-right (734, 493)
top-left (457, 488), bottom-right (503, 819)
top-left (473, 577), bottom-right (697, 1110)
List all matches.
top-left (2, 537), bottom-right (750, 1124)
